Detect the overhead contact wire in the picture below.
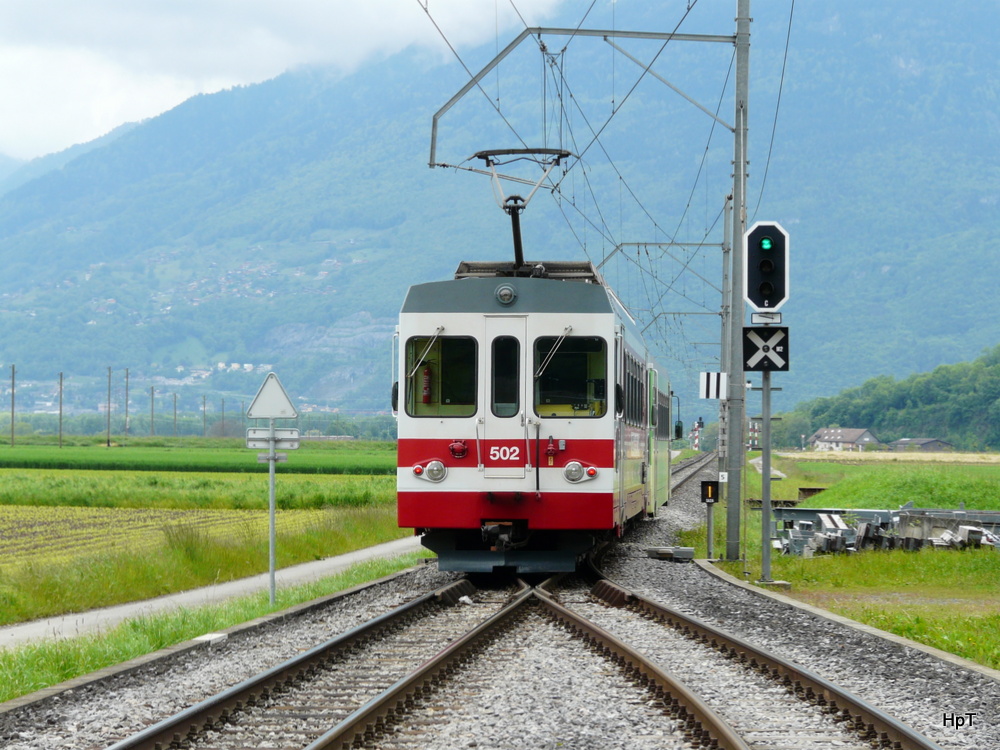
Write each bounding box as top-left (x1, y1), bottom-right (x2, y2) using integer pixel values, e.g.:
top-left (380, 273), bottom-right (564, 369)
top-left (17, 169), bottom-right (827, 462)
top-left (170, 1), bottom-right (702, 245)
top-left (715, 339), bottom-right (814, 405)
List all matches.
top-left (750, 0), bottom-right (795, 222)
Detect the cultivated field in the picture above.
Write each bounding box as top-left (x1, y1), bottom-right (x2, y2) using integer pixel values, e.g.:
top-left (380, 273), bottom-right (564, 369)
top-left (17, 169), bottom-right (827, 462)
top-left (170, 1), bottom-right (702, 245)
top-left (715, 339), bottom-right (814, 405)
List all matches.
top-left (0, 439), bottom-right (403, 626)
top-left (0, 504), bottom-right (332, 569)
top-left (791, 450), bottom-right (1000, 464)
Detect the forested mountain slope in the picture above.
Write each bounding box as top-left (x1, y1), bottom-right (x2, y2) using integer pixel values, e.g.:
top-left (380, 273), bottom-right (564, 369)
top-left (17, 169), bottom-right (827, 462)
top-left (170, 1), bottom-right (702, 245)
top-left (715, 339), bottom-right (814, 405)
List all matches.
top-left (0, 1), bottom-right (996, 415)
top-left (775, 345), bottom-right (1000, 451)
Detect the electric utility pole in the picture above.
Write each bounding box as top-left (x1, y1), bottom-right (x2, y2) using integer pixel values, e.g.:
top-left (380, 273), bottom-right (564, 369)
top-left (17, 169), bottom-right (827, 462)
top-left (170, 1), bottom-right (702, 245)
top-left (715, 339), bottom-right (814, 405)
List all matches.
top-left (725, 0), bottom-right (751, 562)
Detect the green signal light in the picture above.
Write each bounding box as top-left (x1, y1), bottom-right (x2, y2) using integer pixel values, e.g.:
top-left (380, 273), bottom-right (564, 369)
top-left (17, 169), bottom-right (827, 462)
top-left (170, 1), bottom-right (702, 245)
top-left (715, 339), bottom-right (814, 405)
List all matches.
top-left (758, 236), bottom-right (774, 251)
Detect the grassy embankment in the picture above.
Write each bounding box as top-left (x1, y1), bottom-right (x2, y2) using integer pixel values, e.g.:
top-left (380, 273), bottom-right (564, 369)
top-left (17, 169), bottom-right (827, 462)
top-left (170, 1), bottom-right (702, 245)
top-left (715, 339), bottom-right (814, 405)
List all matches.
top-left (0, 552), bottom-right (426, 704)
top-left (0, 439), bottom-right (407, 624)
top-left (681, 452), bottom-right (1000, 670)
top-left (0, 438), bottom-right (421, 702)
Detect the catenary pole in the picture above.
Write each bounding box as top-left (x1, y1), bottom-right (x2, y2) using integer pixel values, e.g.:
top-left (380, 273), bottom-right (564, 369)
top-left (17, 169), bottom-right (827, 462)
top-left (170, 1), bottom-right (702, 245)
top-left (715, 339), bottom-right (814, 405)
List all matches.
top-left (58, 372), bottom-right (63, 448)
top-left (125, 368), bottom-right (129, 441)
top-left (726, 0), bottom-right (751, 561)
top-left (106, 367), bottom-right (111, 447)
top-left (719, 196), bottom-right (733, 471)
top-left (10, 365), bottom-right (14, 447)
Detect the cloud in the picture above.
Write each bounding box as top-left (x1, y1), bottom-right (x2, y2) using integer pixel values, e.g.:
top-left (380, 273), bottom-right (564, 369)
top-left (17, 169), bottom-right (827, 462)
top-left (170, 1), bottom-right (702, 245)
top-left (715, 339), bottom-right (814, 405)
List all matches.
top-left (0, 0), bottom-right (564, 160)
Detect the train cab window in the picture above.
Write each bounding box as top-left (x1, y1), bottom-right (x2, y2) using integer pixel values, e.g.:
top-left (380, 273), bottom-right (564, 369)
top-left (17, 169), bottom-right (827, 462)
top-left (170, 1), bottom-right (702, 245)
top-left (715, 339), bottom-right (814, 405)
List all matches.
top-left (405, 336), bottom-right (477, 417)
top-left (533, 336), bottom-right (607, 418)
top-left (491, 336), bottom-right (520, 417)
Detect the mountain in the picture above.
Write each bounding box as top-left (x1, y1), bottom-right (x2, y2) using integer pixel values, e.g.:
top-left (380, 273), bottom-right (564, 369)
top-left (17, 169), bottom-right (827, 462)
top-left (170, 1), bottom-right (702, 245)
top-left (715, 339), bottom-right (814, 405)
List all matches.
top-left (0, 154), bottom-right (24, 185)
top-left (0, 122), bottom-right (140, 197)
top-left (0, 1), bottom-right (997, 420)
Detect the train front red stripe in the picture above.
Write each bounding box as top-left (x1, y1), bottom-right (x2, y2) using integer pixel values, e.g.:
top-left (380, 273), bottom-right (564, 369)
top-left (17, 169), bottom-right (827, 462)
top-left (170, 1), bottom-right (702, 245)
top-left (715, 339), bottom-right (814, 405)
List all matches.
top-left (398, 438), bottom-right (614, 468)
top-left (397, 490), bottom-right (615, 529)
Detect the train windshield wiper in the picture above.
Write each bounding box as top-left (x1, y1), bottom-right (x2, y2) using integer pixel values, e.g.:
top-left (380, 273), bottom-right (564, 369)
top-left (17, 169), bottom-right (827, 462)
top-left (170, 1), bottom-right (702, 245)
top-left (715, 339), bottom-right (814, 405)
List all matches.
top-left (407, 326), bottom-right (444, 378)
top-left (534, 326), bottom-right (573, 379)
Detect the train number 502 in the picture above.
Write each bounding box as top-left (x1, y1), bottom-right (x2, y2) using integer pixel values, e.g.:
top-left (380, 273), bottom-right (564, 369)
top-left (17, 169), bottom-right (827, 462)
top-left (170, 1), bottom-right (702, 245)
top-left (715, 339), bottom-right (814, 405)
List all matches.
top-left (488, 446), bottom-right (520, 461)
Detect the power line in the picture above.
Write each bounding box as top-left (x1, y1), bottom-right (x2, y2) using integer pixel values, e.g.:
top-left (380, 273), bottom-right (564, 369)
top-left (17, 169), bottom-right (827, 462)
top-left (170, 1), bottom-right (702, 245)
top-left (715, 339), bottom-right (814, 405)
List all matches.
top-left (416, 0), bottom-right (530, 153)
top-left (750, 0), bottom-right (795, 222)
top-left (418, 1), bottom-right (733, 378)
top-left (552, 0), bottom-right (701, 180)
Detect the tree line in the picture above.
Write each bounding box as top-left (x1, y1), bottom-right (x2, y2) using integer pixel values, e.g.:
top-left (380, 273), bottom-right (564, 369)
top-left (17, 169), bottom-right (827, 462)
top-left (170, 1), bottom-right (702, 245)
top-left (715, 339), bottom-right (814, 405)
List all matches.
top-left (768, 345), bottom-right (1000, 451)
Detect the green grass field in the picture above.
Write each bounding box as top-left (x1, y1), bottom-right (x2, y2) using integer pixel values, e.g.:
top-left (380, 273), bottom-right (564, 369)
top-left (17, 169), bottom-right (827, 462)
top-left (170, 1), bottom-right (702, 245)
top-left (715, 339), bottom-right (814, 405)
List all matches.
top-left (0, 503), bottom-right (408, 626)
top-left (0, 439), bottom-right (403, 626)
top-left (0, 552), bottom-right (427, 704)
top-left (691, 452), bottom-right (1000, 670)
top-left (0, 437), bottom-right (397, 474)
top-left (0, 438), bottom-right (420, 703)
top-left (0, 469), bottom-right (393, 510)
top-left (5, 444), bottom-right (1000, 705)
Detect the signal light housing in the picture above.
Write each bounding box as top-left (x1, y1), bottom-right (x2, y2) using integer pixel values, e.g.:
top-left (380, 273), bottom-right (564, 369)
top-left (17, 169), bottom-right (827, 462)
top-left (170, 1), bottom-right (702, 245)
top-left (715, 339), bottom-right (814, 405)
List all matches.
top-left (743, 221), bottom-right (789, 312)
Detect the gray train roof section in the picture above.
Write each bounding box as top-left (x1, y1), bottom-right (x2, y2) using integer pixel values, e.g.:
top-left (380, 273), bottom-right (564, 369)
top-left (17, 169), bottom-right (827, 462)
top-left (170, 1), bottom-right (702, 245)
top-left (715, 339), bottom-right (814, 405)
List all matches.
top-left (454, 260), bottom-right (604, 282)
top-left (401, 260), bottom-right (616, 315)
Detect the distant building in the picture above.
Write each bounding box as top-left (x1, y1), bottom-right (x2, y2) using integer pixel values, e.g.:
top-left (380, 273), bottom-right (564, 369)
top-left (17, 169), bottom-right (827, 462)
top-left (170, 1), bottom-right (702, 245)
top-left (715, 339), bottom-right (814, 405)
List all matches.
top-left (888, 438), bottom-right (954, 452)
top-left (808, 428), bottom-right (881, 451)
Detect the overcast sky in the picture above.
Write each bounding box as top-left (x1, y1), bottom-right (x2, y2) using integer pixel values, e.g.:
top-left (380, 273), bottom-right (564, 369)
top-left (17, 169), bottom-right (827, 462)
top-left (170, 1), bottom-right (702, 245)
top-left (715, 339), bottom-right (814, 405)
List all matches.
top-left (0, 0), bottom-right (565, 161)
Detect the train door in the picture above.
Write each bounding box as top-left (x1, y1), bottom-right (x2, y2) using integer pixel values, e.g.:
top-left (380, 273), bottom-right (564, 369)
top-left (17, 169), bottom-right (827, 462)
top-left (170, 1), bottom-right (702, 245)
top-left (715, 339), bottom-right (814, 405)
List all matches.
top-left (613, 330), bottom-right (624, 521)
top-left (482, 315), bottom-right (528, 478)
top-left (646, 366), bottom-right (658, 516)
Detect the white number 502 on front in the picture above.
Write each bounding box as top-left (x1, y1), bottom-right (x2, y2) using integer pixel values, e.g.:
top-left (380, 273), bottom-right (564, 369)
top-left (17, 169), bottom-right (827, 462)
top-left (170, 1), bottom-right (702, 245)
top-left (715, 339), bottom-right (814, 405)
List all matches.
top-left (488, 446), bottom-right (520, 461)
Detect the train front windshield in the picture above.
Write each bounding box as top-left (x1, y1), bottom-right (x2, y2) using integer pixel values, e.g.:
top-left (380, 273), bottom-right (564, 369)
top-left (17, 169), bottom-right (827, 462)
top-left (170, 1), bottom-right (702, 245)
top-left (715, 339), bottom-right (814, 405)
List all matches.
top-left (405, 336), bottom-right (477, 417)
top-left (533, 336), bottom-right (607, 418)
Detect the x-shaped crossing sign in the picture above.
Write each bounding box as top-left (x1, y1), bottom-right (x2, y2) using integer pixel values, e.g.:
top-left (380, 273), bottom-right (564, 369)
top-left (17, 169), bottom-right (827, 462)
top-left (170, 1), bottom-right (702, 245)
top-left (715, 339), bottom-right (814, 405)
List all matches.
top-left (743, 326), bottom-right (789, 372)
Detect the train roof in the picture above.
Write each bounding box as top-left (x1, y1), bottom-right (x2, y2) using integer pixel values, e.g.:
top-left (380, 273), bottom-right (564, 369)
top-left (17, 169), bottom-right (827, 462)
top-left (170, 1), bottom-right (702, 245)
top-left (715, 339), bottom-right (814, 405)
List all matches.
top-left (453, 260), bottom-right (606, 284)
top-left (401, 258), bottom-right (650, 359)
top-left (401, 269), bottom-right (614, 315)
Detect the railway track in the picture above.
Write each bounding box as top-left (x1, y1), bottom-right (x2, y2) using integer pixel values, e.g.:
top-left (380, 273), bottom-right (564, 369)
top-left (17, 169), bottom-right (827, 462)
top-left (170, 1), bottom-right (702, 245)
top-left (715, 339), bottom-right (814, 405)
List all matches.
top-left (105, 576), bottom-right (739, 750)
top-left (104, 578), bottom-right (500, 750)
top-left (104, 562), bottom-right (943, 750)
top-left (576, 574), bottom-right (944, 750)
top-left (670, 451), bottom-right (718, 492)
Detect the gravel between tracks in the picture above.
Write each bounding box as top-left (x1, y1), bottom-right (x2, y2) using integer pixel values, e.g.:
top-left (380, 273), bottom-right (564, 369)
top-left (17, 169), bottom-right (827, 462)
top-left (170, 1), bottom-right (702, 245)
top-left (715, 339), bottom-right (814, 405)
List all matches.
top-left (379, 616), bottom-right (697, 750)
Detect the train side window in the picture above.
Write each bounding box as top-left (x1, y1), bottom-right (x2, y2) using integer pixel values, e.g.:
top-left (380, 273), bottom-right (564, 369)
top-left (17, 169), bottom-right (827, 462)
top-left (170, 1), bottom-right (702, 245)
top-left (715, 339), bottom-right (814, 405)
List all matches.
top-left (621, 352), bottom-right (648, 427)
top-left (533, 336), bottom-right (607, 418)
top-left (405, 336), bottom-right (477, 417)
top-left (491, 336), bottom-right (520, 417)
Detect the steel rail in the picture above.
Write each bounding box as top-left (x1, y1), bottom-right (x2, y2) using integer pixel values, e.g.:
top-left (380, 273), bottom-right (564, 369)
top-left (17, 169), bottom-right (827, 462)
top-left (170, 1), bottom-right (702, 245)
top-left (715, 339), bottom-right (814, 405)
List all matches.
top-left (304, 579), bottom-right (534, 749)
top-left (671, 450), bottom-right (719, 491)
top-left (534, 582), bottom-right (750, 750)
top-left (590, 578), bottom-right (944, 750)
top-left (105, 578), bottom-right (476, 750)
top-left (309, 577), bottom-right (747, 750)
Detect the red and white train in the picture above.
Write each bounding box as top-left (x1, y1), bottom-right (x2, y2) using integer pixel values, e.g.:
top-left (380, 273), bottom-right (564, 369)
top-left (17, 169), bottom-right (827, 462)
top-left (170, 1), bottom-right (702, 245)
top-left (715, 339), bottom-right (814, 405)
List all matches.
top-left (393, 259), bottom-right (675, 573)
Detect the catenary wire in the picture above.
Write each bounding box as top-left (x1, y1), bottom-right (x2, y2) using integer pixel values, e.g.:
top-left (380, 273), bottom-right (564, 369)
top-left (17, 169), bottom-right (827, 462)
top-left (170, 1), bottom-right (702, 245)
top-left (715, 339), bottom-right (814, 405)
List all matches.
top-left (419, 0), bottom-right (731, 376)
top-left (749, 0), bottom-right (795, 222)
top-left (415, 0), bottom-right (531, 153)
top-left (552, 0), bottom-right (700, 184)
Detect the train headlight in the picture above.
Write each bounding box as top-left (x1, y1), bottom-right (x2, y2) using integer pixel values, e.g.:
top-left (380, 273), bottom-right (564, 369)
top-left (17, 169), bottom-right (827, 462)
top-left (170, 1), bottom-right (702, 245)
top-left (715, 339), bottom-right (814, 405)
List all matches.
top-left (424, 460), bottom-right (447, 482)
top-left (563, 461), bottom-right (598, 483)
top-left (495, 283), bottom-right (517, 306)
top-left (563, 461), bottom-right (585, 482)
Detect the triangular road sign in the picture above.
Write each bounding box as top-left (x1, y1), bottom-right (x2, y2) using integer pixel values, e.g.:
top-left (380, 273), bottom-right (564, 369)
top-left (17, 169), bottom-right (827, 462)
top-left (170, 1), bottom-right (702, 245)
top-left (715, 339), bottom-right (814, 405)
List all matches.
top-left (247, 373), bottom-right (298, 419)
